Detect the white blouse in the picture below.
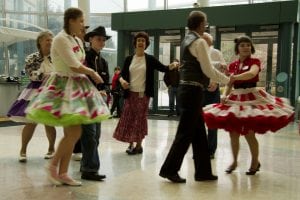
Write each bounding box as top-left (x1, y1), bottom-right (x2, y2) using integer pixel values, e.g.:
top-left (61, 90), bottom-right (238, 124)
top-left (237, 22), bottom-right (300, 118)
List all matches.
top-left (39, 56), bottom-right (53, 74)
top-left (51, 30), bottom-right (85, 75)
top-left (129, 55), bottom-right (146, 93)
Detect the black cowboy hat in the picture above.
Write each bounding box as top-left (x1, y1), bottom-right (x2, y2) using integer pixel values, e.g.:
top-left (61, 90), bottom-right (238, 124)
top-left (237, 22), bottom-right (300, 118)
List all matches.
top-left (84, 26), bottom-right (111, 42)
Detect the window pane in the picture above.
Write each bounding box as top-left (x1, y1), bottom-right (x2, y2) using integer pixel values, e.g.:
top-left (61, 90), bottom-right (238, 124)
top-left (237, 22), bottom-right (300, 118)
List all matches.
top-left (0, 44), bottom-right (5, 75)
top-left (2, 40), bottom-right (36, 77)
top-left (127, 0), bottom-right (163, 12)
top-left (0, 0), bottom-right (3, 12)
top-left (5, 0), bottom-right (46, 12)
top-left (5, 14), bottom-right (46, 30)
top-left (168, 0), bottom-right (195, 9)
top-left (90, 0), bottom-right (124, 13)
top-left (48, 15), bottom-right (64, 35)
top-left (47, 0), bottom-right (78, 13)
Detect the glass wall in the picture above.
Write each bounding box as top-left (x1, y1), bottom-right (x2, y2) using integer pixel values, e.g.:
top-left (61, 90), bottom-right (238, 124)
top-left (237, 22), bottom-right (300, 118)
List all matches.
top-left (127, 0), bottom-right (164, 11)
top-left (5, 0), bottom-right (46, 12)
top-left (90, 0), bottom-right (123, 13)
top-left (0, 0), bottom-right (291, 80)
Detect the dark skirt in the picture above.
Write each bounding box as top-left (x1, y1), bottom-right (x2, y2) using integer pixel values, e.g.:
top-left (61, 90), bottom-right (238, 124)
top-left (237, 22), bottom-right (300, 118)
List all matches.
top-left (113, 91), bottom-right (149, 143)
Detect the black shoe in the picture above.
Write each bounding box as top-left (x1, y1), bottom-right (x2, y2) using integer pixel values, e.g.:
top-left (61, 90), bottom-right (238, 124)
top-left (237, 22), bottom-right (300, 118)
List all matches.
top-left (246, 163), bottom-right (261, 175)
top-left (225, 164), bottom-right (237, 174)
top-left (125, 145), bottom-right (134, 154)
top-left (159, 173), bottom-right (186, 183)
top-left (127, 147), bottom-right (143, 155)
top-left (81, 172), bottom-right (106, 181)
top-left (195, 175), bottom-right (218, 181)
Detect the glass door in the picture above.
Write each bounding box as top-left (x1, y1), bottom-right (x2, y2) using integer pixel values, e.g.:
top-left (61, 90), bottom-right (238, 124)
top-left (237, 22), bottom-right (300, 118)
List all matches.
top-left (157, 33), bottom-right (181, 113)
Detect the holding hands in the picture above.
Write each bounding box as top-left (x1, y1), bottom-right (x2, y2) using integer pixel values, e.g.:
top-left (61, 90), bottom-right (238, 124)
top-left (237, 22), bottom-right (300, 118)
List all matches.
top-left (168, 61), bottom-right (180, 70)
top-left (207, 82), bottom-right (218, 92)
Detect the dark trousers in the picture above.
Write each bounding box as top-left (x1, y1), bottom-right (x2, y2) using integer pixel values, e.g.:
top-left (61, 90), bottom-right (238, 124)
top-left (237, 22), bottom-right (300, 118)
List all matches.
top-left (168, 86), bottom-right (179, 114)
top-left (80, 123), bottom-right (101, 173)
top-left (110, 93), bottom-right (122, 117)
top-left (73, 139), bottom-right (81, 153)
top-left (203, 88), bottom-right (220, 155)
top-left (160, 85), bottom-right (212, 178)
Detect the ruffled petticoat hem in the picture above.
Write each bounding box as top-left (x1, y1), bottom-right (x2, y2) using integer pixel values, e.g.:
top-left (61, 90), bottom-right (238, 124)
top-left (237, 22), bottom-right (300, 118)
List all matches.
top-left (8, 116), bottom-right (34, 123)
top-left (203, 87), bottom-right (295, 135)
top-left (25, 73), bottom-right (111, 126)
top-left (27, 109), bottom-right (110, 127)
top-left (204, 112), bottom-right (294, 135)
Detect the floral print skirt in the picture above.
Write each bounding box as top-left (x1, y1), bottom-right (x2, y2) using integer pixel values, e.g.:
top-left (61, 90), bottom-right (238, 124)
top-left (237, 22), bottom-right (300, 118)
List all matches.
top-left (25, 73), bottom-right (110, 126)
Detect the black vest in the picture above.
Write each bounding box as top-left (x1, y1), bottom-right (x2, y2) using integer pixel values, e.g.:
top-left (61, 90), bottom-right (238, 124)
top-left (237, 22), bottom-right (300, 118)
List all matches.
top-left (180, 32), bottom-right (210, 87)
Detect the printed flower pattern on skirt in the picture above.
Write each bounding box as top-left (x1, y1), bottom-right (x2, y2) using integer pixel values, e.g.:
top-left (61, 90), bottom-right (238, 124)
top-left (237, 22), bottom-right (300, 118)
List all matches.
top-left (26, 73), bottom-right (110, 126)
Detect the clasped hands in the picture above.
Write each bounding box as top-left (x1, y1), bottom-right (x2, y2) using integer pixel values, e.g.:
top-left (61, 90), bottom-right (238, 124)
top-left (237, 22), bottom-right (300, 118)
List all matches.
top-left (220, 74), bottom-right (236, 104)
top-left (168, 61), bottom-right (180, 70)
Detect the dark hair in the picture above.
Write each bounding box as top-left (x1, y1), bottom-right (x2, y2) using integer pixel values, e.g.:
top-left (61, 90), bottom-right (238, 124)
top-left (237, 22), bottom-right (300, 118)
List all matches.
top-left (187, 11), bottom-right (206, 30)
top-left (114, 66), bottom-right (121, 71)
top-left (36, 30), bottom-right (53, 51)
top-left (133, 31), bottom-right (150, 49)
top-left (63, 7), bottom-right (83, 34)
top-left (234, 35), bottom-right (255, 55)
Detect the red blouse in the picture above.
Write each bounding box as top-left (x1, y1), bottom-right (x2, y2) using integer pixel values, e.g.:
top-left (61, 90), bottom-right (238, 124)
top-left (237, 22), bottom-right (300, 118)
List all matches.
top-left (228, 57), bottom-right (261, 85)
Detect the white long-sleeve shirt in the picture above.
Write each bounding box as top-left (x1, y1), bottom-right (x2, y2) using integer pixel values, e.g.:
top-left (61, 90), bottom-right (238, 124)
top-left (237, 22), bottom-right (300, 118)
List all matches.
top-left (189, 31), bottom-right (229, 85)
top-left (210, 46), bottom-right (226, 68)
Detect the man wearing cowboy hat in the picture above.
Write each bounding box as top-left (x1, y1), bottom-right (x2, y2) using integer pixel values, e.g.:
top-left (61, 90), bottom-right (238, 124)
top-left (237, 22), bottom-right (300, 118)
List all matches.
top-left (80, 26), bottom-right (111, 181)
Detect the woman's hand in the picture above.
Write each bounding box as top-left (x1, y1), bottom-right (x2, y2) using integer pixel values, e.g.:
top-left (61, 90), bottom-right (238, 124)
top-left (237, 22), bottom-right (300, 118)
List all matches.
top-left (207, 82), bottom-right (218, 92)
top-left (99, 90), bottom-right (107, 96)
top-left (120, 79), bottom-right (130, 89)
top-left (168, 62), bottom-right (179, 70)
top-left (91, 71), bottom-right (104, 84)
top-left (229, 74), bottom-right (235, 85)
top-left (220, 95), bottom-right (228, 104)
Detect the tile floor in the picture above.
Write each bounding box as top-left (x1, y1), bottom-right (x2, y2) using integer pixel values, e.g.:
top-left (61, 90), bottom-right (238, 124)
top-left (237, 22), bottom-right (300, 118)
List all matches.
top-left (0, 118), bottom-right (299, 200)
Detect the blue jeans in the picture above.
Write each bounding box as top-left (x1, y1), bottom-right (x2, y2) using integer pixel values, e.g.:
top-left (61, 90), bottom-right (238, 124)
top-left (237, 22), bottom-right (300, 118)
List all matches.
top-left (203, 88), bottom-right (220, 155)
top-left (168, 86), bottom-right (179, 114)
top-left (80, 123), bottom-right (101, 173)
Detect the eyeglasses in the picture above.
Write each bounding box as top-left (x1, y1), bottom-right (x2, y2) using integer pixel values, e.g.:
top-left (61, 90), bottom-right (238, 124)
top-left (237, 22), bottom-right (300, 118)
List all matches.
top-left (205, 23), bottom-right (210, 28)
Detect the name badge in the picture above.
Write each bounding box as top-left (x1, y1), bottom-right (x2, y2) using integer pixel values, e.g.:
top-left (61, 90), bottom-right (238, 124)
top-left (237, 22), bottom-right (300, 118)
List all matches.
top-left (242, 66), bottom-right (249, 70)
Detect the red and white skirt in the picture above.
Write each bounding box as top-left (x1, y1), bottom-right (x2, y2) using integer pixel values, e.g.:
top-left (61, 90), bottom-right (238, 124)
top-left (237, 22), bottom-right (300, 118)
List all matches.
top-left (203, 87), bottom-right (294, 135)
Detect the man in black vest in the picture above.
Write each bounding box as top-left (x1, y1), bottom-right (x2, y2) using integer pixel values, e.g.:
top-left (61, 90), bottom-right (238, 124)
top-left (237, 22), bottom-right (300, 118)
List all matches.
top-left (159, 11), bottom-right (231, 183)
top-left (80, 26), bottom-right (111, 181)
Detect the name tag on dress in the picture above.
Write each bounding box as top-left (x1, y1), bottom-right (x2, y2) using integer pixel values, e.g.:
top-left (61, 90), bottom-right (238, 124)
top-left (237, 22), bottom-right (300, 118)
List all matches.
top-left (242, 66), bottom-right (249, 70)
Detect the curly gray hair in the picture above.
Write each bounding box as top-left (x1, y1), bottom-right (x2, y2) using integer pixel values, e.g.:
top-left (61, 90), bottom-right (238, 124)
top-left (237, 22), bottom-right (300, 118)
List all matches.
top-left (36, 30), bottom-right (54, 50)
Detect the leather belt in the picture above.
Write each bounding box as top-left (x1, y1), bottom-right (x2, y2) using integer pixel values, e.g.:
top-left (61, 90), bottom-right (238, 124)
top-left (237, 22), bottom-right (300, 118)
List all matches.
top-left (179, 80), bottom-right (204, 88)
